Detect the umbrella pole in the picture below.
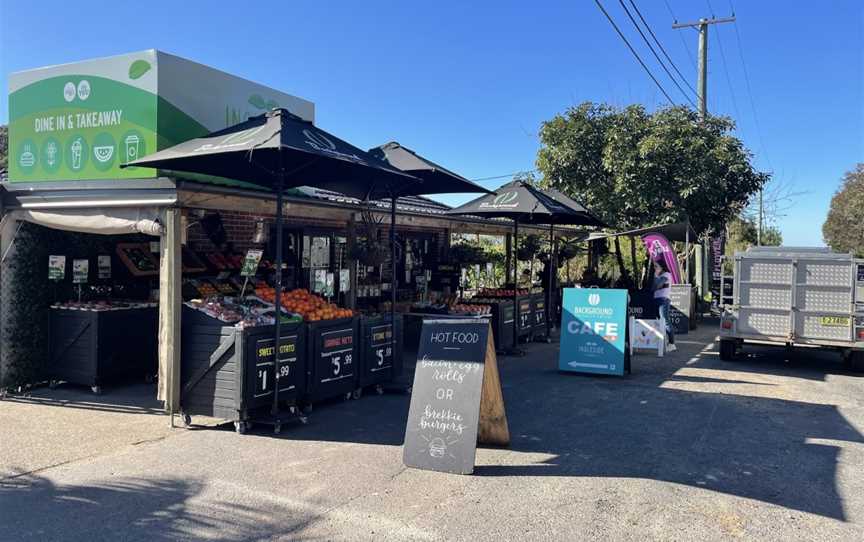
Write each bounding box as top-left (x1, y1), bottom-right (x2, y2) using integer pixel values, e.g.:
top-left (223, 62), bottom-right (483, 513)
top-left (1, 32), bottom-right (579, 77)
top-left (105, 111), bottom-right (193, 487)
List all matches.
top-left (548, 224), bottom-right (553, 340)
top-left (272, 175), bottom-right (284, 417)
top-left (512, 220), bottom-right (519, 352)
top-left (390, 194), bottom-right (397, 354)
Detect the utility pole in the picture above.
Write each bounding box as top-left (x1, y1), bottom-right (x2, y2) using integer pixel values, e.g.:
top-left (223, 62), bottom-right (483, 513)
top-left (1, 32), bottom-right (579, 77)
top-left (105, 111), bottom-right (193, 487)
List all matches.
top-left (673, 16), bottom-right (735, 119)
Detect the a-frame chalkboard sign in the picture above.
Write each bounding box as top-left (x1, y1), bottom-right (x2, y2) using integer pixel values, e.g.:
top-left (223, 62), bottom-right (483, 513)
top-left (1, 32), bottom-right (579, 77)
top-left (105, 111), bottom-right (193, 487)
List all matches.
top-left (403, 319), bottom-right (509, 475)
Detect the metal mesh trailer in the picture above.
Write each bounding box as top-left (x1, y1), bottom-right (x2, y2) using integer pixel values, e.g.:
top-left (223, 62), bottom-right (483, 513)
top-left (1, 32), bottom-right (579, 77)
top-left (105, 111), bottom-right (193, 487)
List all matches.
top-left (720, 247), bottom-right (864, 370)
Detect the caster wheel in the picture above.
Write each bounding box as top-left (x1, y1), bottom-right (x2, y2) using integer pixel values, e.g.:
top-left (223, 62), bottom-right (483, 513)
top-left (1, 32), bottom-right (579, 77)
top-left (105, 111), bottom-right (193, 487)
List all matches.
top-left (351, 388), bottom-right (363, 400)
top-left (299, 416), bottom-right (309, 425)
top-left (181, 413), bottom-right (192, 427)
top-left (375, 385), bottom-right (384, 396)
top-left (49, 380), bottom-right (58, 390)
top-left (91, 386), bottom-right (102, 395)
top-left (273, 424), bottom-right (281, 435)
top-left (234, 421), bottom-right (248, 434)
top-left (344, 392), bottom-right (352, 401)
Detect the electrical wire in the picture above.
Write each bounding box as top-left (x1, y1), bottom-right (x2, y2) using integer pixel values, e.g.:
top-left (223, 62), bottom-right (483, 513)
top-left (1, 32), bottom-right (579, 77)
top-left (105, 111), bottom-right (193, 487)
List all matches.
top-left (663, 0), bottom-right (697, 71)
top-left (618, 0), bottom-right (696, 106)
top-left (627, 0), bottom-right (697, 96)
top-left (712, 18), bottom-right (743, 130)
top-left (593, 0), bottom-right (677, 106)
top-left (470, 170), bottom-right (538, 183)
top-left (728, 0), bottom-right (772, 171)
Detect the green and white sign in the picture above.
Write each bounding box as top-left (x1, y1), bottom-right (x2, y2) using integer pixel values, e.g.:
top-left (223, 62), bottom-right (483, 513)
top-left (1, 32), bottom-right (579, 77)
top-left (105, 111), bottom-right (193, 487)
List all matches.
top-left (72, 259), bottom-right (89, 284)
top-left (241, 249), bottom-right (263, 277)
top-left (9, 50), bottom-right (314, 183)
top-left (48, 255), bottom-right (66, 281)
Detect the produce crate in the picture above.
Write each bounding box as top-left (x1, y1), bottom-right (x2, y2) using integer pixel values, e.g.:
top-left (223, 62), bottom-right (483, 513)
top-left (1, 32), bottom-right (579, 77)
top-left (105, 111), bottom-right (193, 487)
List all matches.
top-left (517, 295), bottom-right (534, 339)
top-left (532, 293), bottom-right (548, 338)
top-left (358, 314), bottom-right (403, 390)
top-left (490, 300), bottom-right (515, 352)
top-left (48, 306), bottom-right (157, 393)
top-left (180, 307), bottom-right (306, 432)
top-left (304, 316), bottom-right (359, 404)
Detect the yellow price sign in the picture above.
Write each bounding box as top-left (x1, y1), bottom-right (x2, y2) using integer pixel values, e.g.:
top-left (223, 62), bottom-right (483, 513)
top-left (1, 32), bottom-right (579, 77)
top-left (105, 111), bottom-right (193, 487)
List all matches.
top-left (820, 316), bottom-right (850, 327)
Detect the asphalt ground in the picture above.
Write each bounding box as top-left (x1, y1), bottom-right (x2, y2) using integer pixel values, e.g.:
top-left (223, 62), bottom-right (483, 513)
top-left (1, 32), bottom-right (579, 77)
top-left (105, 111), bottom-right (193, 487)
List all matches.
top-left (2, 320), bottom-right (863, 541)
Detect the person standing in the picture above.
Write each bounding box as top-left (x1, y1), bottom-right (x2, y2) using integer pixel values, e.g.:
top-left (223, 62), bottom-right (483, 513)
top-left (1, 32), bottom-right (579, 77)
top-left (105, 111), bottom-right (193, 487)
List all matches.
top-left (652, 260), bottom-right (676, 352)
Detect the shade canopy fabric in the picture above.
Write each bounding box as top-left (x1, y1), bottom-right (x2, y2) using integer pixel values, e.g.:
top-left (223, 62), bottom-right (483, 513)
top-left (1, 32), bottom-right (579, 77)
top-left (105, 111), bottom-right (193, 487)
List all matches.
top-left (587, 221), bottom-right (696, 243)
top-left (7, 208), bottom-right (163, 236)
top-left (447, 180), bottom-right (605, 227)
top-left (368, 142), bottom-right (492, 196)
top-left (123, 108), bottom-right (419, 200)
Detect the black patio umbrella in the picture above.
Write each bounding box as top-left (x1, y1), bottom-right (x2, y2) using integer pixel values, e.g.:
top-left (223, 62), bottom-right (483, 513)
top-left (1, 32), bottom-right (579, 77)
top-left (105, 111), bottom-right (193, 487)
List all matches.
top-left (447, 180), bottom-right (605, 351)
top-left (123, 108), bottom-right (418, 422)
top-left (369, 142), bottom-right (492, 365)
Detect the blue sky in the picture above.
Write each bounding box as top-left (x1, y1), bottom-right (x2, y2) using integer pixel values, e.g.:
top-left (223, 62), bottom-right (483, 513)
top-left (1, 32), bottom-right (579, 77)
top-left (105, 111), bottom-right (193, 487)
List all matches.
top-left (1, 1), bottom-right (861, 245)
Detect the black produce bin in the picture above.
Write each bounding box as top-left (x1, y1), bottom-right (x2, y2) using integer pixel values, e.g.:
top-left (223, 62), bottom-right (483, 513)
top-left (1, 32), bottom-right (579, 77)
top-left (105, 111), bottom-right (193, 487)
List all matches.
top-left (305, 316), bottom-right (359, 404)
top-left (517, 295), bottom-right (534, 339)
top-left (359, 314), bottom-right (403, 389)
top-left (48, 306), bottom-right (157, 392)
top-left (180, 307), bottom-right (306, 429)
top-left (532, 293), bottom-right (547, 338)
top-left (490, 300), bottom-right (515, 352)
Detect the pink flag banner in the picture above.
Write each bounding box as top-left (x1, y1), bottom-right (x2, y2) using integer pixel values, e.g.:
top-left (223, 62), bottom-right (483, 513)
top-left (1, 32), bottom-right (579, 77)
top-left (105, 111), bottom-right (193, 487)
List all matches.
top-left (642, 233), bottom-right (683, 284)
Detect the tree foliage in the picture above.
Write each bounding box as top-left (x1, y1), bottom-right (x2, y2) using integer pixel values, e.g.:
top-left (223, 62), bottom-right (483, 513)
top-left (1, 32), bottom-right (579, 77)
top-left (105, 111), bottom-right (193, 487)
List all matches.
top-left (823, 164), bottom-right (864, 257)
top-left (536, 103), bottom-right (769, 236)
top-left (0, 125), bottom-right (7, 171)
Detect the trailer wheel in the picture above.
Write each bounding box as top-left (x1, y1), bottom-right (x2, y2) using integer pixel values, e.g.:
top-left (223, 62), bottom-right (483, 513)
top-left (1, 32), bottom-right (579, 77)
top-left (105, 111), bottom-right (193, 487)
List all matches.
top-left (850, 350), bottom-right (864, 373)
top-left (719, 340), bottom-right (737, 361)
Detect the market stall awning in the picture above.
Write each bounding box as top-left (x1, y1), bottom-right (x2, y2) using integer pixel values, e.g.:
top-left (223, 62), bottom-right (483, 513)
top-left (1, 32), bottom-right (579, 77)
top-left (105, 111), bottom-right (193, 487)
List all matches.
top-left (586, 221), bottom-right (696, 243)
top-left (123, 108), bottom-right (419, 200)
top-left (446, 180), bottom-right (605, 227)
top-left (368, 142), bottom-right (493, 196)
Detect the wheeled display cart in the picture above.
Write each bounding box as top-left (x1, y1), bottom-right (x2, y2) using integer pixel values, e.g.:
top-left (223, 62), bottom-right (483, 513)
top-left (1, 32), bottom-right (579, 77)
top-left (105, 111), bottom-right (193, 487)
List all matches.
top-left (48, 305), bottom-right (158, 394)
top-left (304, 316), bottom-right (359, 407)
top-left (358, 314), bottom-right (403, 394)
top-left (531, 292), bottom-right (549, 341)
top-left (489, 300), bottom-right (515, 353)
top-left (180, 306), bottom-right (307, 434)
top-left (516, 295), bottom-right (534, 341)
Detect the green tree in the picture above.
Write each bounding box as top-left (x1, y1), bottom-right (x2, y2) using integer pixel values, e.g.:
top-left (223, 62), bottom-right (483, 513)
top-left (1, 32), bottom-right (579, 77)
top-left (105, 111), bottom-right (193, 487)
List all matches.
top-left (823, 164), bottom-right (864, 256)
top-left (537, 102), bottom-right (768, 236)
top-left (722, 216), bottom-right (781, 273)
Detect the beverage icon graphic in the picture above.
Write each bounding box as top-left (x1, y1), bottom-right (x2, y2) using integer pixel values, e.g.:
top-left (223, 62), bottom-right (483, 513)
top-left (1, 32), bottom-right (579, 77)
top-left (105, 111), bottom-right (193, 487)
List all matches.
top-left (125, 134), bottom-right (140, 160)
top-left (46, 141), bottom-right (58, 167)
top-left (71, 139), bottom-right (83, 170)
top-left (20, 144), bottom-right (35, 167)
top-left (93, 145), bottom-right (114, 163)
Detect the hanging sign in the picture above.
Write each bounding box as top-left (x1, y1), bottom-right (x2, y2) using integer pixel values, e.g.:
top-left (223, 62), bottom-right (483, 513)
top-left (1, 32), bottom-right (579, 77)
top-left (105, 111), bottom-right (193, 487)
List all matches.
top-left (97, 255), bottom-right (112, 279)
top-left (339, 268), bottom-right (350, 292)
top-left (558, 288), bottom-right (629, 376)
top-left (403, 320), bottom-right (509, 475)
top-left (48, 255), bottom-right (66, 281)
top-left (240, 249), bottom-right (263, 277)
top-left (313, 269), bottom-right (327, 293)
top-left (72, 259), bottom-right (89, 284)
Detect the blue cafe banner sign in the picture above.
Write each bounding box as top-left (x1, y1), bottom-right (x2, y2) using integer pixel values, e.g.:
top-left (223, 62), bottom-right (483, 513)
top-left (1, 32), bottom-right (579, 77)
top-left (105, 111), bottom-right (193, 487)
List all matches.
top-left (559, 288), bottom-right (628, 376)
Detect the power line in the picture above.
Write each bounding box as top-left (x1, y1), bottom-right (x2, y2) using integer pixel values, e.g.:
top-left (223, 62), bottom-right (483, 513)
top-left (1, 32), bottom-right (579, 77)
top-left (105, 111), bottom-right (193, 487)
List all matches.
top-left (712, 19), bottom-right (743, 129)
top-left (728, 0), bottom-right (773, 171)
top-left (593, 0), bottom-right (677, 106)
top-left (618, 0), bottom-right (697, 107)
top-left (663, 0), bottom-right (697, 71)
top-left (470, 170), bottom-right (538, 183)
top-left (627, 0), bottom-right (697, 96)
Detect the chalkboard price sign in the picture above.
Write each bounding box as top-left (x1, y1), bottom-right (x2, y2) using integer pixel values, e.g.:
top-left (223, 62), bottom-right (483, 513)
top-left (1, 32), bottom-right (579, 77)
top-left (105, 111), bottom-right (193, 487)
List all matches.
top-left (518, 298), bottom-right (532, 332)
top-left (403, 319), bottom-right (509, 475)
top-left (254, 334), bottom-right (300, 397)
top-left (668, 285), bottom-right (692, 335)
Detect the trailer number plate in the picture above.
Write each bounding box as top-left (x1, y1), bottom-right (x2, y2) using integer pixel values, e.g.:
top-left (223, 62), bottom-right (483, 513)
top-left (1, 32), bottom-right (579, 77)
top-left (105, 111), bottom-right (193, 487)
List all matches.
top-left (820, 316), bottom-right (850, 327)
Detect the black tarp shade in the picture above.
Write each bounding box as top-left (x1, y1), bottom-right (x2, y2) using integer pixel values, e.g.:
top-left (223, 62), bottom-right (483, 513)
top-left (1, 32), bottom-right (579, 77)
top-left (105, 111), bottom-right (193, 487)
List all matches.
top-left (368, 142), bottom-right (493, 196)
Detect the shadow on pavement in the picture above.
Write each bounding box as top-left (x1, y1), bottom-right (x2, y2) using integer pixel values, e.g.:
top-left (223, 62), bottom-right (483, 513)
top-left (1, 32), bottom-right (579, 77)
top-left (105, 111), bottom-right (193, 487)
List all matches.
top-left (261, 323), bottom-right (864, 521)
top-left (0, 472), bottom-right (322, 541)
top-left (3, 382), bottom-right (164, 416)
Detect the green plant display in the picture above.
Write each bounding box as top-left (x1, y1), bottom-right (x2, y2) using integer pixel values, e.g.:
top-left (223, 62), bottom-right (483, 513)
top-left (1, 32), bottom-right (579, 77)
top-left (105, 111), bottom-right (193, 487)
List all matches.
top-left (2, 223), bottom-right (53, 389)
